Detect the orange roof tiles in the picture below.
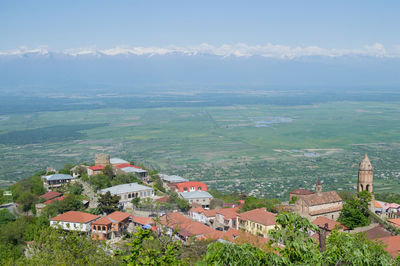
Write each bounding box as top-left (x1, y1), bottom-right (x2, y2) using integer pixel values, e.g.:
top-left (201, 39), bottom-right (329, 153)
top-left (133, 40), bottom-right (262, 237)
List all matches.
top-left (39, 191), bottom-right (62, 201)
top-left (216, 207), bottom-right (239, 220)
top-left (375, 201), bottom-right (383, 208)
top-left (190, 206), bottom-right (205, 213)
top-left (238, 208), bottom-right (277, 226)
top-left (44, 194), bottom-right (68, 204)
top-left (290, 189), bottom-right (314, 195)
top-left (92, 211), bottom-right (130, 225)
top-left (388, 218), bottom-right (400, 229)
top-left (156, 196), bottom-right (169, 203)
top-left (301, 191), bottom-right (342, 206)
top-left (51, 211), bottom-right (99, 223)
top-left (203, 209), bottom-right (217, 217)
top-left (378, 235), bottom-right (400, 257)
top-left (160, 212), bottom-right (215, 237)
top-left (89, 165), bottom-right (105, 171)
top-left (132, 216), bottom-right (155, 226)
top-left (312, 216), bottom-right (348, 231)
top-left (309, 206), bottom-right (343, 216)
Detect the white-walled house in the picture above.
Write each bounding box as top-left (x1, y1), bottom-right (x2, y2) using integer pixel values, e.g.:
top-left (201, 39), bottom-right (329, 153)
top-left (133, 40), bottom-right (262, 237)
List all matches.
top-left (50, 211), bottom-right (100, 232)
top-left (100, 183), bottom-right (154, 207)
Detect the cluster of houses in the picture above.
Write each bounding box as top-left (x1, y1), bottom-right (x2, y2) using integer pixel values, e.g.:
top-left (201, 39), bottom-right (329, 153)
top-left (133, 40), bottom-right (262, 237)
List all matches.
top-left (40, 154), bottom-right (400, 258)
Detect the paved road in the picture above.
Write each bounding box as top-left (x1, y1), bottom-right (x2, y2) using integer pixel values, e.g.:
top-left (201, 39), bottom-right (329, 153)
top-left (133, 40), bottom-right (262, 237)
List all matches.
top-left (76, 179), bottom-right (99, 209)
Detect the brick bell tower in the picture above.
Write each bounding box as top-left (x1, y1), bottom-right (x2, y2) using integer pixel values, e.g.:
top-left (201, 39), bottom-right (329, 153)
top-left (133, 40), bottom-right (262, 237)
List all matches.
top-left (358, 154), bottom-right (375, 212)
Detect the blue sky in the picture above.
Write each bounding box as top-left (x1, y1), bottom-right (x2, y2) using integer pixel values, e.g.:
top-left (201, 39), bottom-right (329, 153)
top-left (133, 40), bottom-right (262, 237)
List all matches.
top-left (0, 0), bottom-right (399, 51)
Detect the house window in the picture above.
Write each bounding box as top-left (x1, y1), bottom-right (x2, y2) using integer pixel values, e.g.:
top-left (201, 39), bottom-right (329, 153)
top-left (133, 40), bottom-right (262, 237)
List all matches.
top-left (140, 192), bottom-right (143, 197)
top-left (198, 187), bottom-right (202, 191)
top-left (184, 187), bottom-right (188, 192)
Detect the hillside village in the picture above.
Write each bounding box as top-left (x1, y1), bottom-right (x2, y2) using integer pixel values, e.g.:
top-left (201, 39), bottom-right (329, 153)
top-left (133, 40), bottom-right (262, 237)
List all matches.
top-left (2, 153), bottom-right (400, 263)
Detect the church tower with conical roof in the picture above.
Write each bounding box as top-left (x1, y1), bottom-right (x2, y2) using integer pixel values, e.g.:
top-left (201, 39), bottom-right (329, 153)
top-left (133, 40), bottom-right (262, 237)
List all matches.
top-left (358, 154), bottom-right (375, 211)
top-left (358, 154), bottom-right (373, 193)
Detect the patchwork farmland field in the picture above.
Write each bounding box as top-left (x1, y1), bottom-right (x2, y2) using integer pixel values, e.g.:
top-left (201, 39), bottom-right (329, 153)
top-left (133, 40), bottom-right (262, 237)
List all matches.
top-left (1, 99), bottom-right (400, 199)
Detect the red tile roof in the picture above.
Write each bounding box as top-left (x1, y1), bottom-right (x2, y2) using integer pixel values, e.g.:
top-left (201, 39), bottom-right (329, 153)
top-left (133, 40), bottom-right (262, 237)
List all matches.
top-left (375, 201), bottom-right (383, 208)
top-left (50, 211), bottom-right (100, 223)
top-left (216, 207), bottom-right (239, 220)
top-left (190, 206), bottom-right (205, 214)
top-left (160, 212), bottom-right (215, 237)
top-left (238, 208), bottom-right (277, 226)
top-left (175, 181), bottom-right (208, 192)
top-left (378, 235), bottom-right (400, 257)
top-left (312, 216), bottom-right (348, 231)
top-left (203, 209), bottom-right (217, 218)
top-left (290, 189), bottom-right (314, 195)
top-left (219, 228), bottom-right (269, 250)
top-left (388, 218), bottom-right (400, 229)
top-left (156, 196), bottom-right (169, 203)
top-left (301, 191), bottom-right (342, 206)
top-left (364, 225), bottom-right (391, 240)
top-left (114, 163), bottom-right (142, 169)
top-left (39, 191), bottom-right (62, 201)
top-left (131, 216), bottom-right (155, 226)
top-left (92, 211), bottom-right (130, 225)
top-left (89, 165), bottom-right (105, 171)
top-left (309, 206), bottom-right (343, 216)
top-left (44, 195), bottom-right (68, 204)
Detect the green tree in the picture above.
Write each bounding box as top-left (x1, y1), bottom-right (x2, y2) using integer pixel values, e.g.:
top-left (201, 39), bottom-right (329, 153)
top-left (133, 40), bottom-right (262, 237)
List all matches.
top-left (89, 174), bottom-right (111, 191)
top-left (240, 196), bottom-right (266, 212)
top-left (0, 209), bottom-right (16, 225)
top-left (203, 242), bottom-right (276, 266)
top-left (269, 212), bottom-right (320, 264)
top-left (59, 163), bottom-right (74, 175)
top-left (338, 191), bottom-right (371, 229)
top-left (98, 191), bottom-right (120, 214)
top-left (24, 227), bottom-right (121, 265)
top-left (122, 227), bottom-right (184, 265)
top-left (131, 197), bottom-right (140, 207)
top-left (16, 191), bottom-right (36, 212)
top-left (68, 183), bottom-right (83, 195)
top-left (322, 230), bottom-right (392, 265)
top-left (103, 164), bottom-right (115, 180)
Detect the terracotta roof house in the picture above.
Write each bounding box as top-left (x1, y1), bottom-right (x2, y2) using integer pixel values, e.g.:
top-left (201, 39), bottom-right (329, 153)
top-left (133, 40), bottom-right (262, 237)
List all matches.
top-left (131, 216), bottom-right (155, 227)
top-left (44, 194), bottom-right (68, 204)
top-left (237, 208), bottom-right (277, 238)
top-left (91, 211), bottom-right (130, 240)
top-left (378, 235), bottom-right (400, 258)
top-left (170, 181), bottom-right (208, 193)
top-left (312, 216), bottom-right (349, 231)
top-left (39, 191), bottom-right (62, 201)
top-left (294, 179), bottom-right (343, 221)
top-left (50, 211), bottom-right (100, 232)
top-left (215, 207), bottom-right (239, 230)
top-left (156, 196), bottom-right (169, 203)
top-left (218, 228), bottom-right (269, 250)
top-left (289, 188), bottom-right (314, 201)
top-left (87, 165), bottom-right (105, 176)
top-left (364, 225), bottom-right (391, 240)
top-left (160, 212), bottom-right (216, 241)
top-left (189, 207), bottom-right (217, 225)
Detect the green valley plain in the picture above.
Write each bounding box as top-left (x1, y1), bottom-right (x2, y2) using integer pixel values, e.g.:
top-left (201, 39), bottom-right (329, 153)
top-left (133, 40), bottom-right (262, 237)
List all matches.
top-left (1, 90), bottom-right (400, 199)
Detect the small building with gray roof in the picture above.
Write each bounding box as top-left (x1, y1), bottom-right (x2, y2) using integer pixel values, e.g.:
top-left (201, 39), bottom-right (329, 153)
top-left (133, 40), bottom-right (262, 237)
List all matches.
top-left (42, 174), bottom-right (75, 188)
top-left (100, 183), bottom-right (154, 207)
top-left (179, 191), bottom-right (213, 208)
